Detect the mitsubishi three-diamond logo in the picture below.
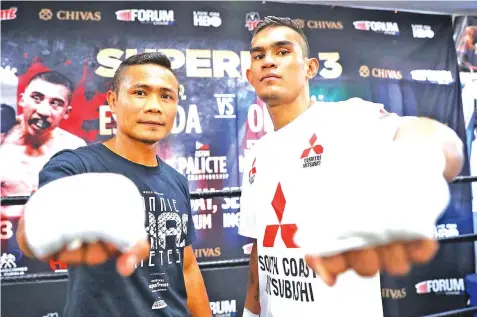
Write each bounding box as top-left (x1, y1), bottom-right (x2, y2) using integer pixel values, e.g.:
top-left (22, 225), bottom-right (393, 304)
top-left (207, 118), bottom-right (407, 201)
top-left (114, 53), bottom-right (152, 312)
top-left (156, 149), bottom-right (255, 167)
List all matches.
top-left (249, 158), bottom-right (257, 184)
top-left (301, 133), bottom-right (324, 169)
top-left (263, 183), bottom-right (299, 248)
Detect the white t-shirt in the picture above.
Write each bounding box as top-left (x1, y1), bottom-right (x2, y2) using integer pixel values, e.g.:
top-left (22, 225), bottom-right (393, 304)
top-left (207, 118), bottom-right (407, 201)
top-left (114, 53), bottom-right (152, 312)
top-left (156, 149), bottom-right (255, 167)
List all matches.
top-left (238, 98), bottom-right (406, 317)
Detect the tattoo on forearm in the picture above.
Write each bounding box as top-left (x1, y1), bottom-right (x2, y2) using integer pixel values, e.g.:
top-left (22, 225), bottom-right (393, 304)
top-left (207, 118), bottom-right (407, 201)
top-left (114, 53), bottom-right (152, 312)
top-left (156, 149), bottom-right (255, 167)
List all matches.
top-left (254, 283), bottom-right (259, 302)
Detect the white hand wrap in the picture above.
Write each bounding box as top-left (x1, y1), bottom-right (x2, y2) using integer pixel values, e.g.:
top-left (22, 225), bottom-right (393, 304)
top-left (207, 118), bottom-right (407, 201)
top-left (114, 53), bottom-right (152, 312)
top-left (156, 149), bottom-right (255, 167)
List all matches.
top-left (24, 173), bottom-right (147, 259)
top-left (294, 137), bottom-right (450, 257)
top-left (242, 308), bottom-right (260, 317)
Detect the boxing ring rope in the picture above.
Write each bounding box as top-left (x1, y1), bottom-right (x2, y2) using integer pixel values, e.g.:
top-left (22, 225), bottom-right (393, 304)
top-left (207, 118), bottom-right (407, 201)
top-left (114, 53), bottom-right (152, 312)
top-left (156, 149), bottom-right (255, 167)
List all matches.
top-left (2, 176), bottom-right (477, 317)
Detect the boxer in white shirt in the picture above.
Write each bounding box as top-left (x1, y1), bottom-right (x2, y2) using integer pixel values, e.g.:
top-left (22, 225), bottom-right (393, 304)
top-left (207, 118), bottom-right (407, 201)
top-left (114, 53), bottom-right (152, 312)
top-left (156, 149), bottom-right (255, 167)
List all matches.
top-left (239, 16), bottom-right (464, 317)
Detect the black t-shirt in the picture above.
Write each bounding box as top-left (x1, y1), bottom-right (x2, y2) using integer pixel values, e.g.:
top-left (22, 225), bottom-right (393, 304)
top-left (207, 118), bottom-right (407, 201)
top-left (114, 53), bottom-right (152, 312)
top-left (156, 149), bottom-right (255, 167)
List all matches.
top-left (38, 143), bottom-right (197, 317)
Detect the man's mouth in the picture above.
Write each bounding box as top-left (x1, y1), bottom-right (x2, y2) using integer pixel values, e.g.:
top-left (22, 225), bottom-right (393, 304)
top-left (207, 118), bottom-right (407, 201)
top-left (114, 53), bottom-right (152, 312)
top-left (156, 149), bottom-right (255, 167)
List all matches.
top-left (28, 118), bottom-right (51, 130)
top-left (139, 120), bottom-right (165, 126)
top-left (260, 73), bottom-right (281, 82)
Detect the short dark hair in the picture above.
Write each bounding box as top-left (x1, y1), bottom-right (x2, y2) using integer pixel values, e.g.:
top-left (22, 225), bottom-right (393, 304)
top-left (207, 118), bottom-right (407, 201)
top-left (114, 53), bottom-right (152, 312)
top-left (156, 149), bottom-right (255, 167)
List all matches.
top-left (28, 71), bottom-right (74, 104)
top-left (252, 16), bottom-right (310, 58)
top-left (112, 52), bottom-right (177, 93)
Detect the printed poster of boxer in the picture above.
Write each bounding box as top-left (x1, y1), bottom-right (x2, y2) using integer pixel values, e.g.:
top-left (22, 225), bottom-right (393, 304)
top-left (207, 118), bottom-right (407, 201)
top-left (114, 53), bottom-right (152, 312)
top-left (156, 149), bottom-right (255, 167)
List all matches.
top-left (0, 2), bottom-right (474, 317)
top-left (454, 16), bottom-right (477, 72)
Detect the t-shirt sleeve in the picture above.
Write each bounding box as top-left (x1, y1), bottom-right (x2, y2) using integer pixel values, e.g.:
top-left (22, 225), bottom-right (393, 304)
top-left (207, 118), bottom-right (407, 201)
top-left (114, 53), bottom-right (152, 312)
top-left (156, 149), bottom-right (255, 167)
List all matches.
top-left (238, 147), bottom-right (259, 239)
top-left (181, 177), bottom-right (197, 246)
top-left (350, 97), bottom-right (416, 141)
top-left (38, 150), bottom-right (86, 189)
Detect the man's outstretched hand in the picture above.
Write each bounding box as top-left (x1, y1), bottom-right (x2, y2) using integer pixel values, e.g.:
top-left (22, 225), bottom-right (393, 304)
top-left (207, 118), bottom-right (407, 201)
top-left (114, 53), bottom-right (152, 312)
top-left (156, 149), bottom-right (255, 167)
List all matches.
top-left (305, 239), bottom-right (438, 286)
top-left (45, 239), bottom-right (150, 277)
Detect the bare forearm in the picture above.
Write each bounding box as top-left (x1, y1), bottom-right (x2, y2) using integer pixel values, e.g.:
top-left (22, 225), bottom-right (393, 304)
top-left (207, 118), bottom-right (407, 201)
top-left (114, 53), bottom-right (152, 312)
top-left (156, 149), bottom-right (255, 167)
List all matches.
top-left (394, 117), bottom-right (464, 181)
top-left (244, 241), bottom-right (260, 314)
top-left (185, 263), bottom-right (212, 317)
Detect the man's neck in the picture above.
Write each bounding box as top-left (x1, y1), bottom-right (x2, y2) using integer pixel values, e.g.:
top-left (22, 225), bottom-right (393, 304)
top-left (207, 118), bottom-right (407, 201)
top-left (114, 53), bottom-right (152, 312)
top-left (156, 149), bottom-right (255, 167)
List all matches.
top-left (104, 133), bottom-right (158, 167)
top-left (19, 121), bottom-right (53, 149)
top-left (267, 92), bottom-right (313, 131)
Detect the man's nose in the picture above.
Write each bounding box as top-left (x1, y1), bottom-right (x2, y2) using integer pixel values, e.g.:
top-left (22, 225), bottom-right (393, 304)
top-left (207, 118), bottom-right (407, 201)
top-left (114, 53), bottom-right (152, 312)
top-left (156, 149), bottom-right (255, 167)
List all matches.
top-left (261, 53), bottom-right (277, 69)
top-left (35, 101), bottom-right (52, 116)
top-left (144, 95), bottom-right (164, 113)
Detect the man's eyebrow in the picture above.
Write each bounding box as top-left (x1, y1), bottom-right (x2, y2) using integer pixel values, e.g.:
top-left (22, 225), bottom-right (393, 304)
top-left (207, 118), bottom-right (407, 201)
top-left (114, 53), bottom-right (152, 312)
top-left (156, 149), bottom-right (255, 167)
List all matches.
top-left (131, 83), bottom-right (178, 94)
top-left (250, 40), bottom-right (295, 53)
top-left (30, 91), bottom-right (45, 96)
top-left (131, 83), bottom-right (151, 89)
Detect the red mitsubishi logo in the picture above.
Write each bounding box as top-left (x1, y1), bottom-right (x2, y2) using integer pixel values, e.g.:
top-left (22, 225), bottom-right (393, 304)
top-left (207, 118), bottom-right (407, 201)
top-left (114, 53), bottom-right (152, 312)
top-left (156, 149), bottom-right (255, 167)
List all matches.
top-left (249, 158), bottom-right (257, 184)
top-left (301, 133), bottom-right (323, 159)
top-left (263, 183), bottom-right (299, 248)
top-left (249, 158), bottom-right (257, 178)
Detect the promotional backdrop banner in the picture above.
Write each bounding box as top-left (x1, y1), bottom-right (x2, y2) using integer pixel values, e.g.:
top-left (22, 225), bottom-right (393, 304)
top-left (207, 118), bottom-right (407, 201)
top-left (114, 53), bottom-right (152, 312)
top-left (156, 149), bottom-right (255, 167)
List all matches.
top-left (0, 2), bottom-right (474, 317)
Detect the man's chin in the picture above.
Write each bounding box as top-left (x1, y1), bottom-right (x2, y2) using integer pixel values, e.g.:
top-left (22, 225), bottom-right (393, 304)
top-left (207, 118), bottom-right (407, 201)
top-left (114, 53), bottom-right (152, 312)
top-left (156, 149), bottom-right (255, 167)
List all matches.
top-left (26, 125), bottom-right (50, 138)
top-left (135, 134), bottom-right (169, 145)
top-left (257, 88), bottom-right (286, 104)
top-left (259, 94), bottom-right (283, 107)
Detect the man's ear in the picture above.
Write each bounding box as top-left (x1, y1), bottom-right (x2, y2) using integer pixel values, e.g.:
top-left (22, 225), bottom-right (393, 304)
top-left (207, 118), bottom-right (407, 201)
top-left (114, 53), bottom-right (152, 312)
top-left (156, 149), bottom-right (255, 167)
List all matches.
top-left (63, 105), bottom-right (72, 120)
top-left (305, 57), bottom-right (319, 80)
top-left (106, 90), bottom-right (117, 113)
top-left (18, 93), bottom-right (24, 107)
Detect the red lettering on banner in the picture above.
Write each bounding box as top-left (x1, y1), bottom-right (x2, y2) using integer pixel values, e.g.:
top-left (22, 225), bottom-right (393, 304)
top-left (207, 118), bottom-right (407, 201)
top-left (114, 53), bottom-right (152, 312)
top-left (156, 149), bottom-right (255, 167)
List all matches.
top-left (263, 183), bottom-right (299, 248)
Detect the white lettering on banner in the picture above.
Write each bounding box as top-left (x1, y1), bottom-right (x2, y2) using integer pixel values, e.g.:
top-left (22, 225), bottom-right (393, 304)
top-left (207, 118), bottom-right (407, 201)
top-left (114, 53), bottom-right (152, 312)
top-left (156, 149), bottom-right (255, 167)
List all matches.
top-left (435, 223), bottom-right (459, 239)
top-left (239, 155), bottom-right (246, 174)
top-left (318, 52), bottom-right (343, 79)
top-left (43, 313), bottom-right (59, 317)
top-left (223, 212), bottom-right (240, 228)
top-left (193, 11), bottom-right (222, 27)
top-left (210, 300), bottom-right (237, 316)
top-left (191, 194), bottom-right (217, 213)
top-left (214, 94), bottom-right (236, 118)
top-left (174, 157), bottom-right (228, 180)
top-left (410, 70), bottom-right (454, 85)
top-left (247, 104), bottom-right (274, 134)
top-left (98, 105), bottom-right (201, 136)
top-left (411, 24), bottom-right (434, 38)
top-left (116, 9), bottom-right (174, 26)
top-left (416, 278), bottom-right (465, 295)
top-left (99, 105), bottom-right (117, 135)
top-left (179, 84), bottom-right (187, 101)
top-left (0, 220), bottom-right (13, 240)
top-left (193, 214), bottom-right (212, 230)
top-left (167, 144), bottom-right (229, 181)
top-left (354, 20), bottom-right (399, 35)
top-left (221, 187), bottom-right (240, 210)
top-left (95, 48), bottom-right (340, 80)
top-left (171, 104), bottom-right (202, 134)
